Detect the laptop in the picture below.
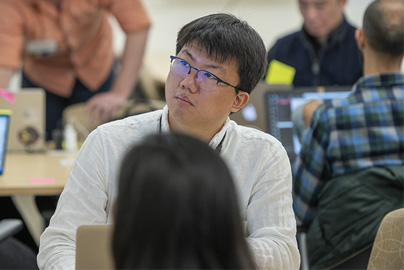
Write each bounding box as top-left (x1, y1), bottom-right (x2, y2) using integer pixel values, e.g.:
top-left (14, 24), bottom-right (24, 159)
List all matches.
top-left (76, 224), bottom-right (114, 270)
top-left (232, 83), bottom-right (352, 163)
top-left (264, 86), bottom-right (352, 163)
top-left (0, 110), bottom-right (11, 178)
top-left (230, 83), bottom-right (292, 132)
top-left (0, 88), bottom-right (46, 152)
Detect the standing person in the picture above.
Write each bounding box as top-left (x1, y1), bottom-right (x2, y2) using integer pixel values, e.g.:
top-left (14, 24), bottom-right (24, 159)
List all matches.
top-left (266, 0), bottom-right (363, 144)
top-left (38, 13), bottom-right (300, 269)
top-left (266, 0), bottom-right (362, 87)
top-left (294, 0), bottom-right (404, 268)
top-left (0, 0), bottom-right (151, 254)
top-left (113, 133), bottom-right (256, 269)
top-left (0, 0), bottom-right (151, 140)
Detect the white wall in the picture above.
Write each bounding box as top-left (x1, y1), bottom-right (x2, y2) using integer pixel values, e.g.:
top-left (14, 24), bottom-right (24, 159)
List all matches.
top-left (112, 0), bottom-right (374, 56)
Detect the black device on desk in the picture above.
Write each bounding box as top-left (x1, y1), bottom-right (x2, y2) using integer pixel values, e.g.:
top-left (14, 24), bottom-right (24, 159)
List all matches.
top-left (231, 83), bottom-right (352, 163)
top-left (264, 86), bottom-right (352, 163)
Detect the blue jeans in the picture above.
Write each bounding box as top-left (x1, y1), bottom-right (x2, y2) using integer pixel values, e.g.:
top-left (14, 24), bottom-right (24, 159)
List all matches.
top-left (22, 70), bottom-right (114, 141)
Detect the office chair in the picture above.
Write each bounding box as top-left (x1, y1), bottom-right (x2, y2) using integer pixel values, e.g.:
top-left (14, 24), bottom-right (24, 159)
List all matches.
top-left (368, 208), bottom-right (404, 270)
top-left (298, 225), bottom-right (372, 270)
top-left (297, 223), bottom-right (310, 270)
top-left (0, 219), bottom-right (23, 243)
top-left (0, 219), bottom-right (38, 269)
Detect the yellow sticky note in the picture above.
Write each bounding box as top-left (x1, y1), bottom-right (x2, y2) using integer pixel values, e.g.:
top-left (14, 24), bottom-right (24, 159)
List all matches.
top-left (265, 60), bottom-right (296, 85)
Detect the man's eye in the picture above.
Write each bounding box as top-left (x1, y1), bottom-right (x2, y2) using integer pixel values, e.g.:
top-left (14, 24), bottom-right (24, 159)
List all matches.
top-left (203, 72), bottom-right (217, 80)
top-left (315, 3), bottom-right (326, 10)
top-left (179, 60), bottom-right (189, 66)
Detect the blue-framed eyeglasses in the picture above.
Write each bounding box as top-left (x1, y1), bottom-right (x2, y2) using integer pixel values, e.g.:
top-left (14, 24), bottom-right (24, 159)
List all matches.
top-left (169, 56), bottom-right (243, 92)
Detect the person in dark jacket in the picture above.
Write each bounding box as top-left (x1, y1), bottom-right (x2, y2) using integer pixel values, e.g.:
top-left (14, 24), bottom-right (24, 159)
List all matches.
top-left (267, 0), bottom-right (364, 144)
top-left (265, 0), bottom-right (363, 87)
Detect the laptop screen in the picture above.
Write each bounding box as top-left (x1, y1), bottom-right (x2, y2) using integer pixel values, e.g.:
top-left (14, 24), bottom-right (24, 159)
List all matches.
top-left (0, 110), bottom-right (11, 176)
top-left (264, 86), bottom-right (352, 163)
top-left (229, 83), bottom-right (291, 132)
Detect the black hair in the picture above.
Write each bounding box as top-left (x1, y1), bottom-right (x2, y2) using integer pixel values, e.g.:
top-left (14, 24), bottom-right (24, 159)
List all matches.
top-left (176, 13), bottom-right (267, 94)
top-left (113, 133), bottom-right (256, 269)
top-left (363, 0), bottom-right (404, 56)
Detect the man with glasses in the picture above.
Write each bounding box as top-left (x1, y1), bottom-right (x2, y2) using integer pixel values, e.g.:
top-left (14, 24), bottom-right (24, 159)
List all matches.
top-left (38, 13), bottom-right (300, 269)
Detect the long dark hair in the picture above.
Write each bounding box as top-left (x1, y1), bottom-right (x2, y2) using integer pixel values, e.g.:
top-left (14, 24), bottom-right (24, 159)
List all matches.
top-left (113, 133), bottom-right (255, 269)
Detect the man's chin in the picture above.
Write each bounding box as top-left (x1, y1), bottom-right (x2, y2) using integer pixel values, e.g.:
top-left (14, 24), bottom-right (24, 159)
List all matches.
top-left (305, 26), bottom-right (323, 36)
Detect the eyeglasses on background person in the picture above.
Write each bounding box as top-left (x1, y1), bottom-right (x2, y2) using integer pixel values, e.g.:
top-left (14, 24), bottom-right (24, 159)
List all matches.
top-left (169, 56), bottom-right (244, 92)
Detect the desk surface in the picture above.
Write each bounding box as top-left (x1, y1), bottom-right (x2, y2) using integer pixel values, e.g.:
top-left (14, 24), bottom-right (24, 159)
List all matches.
top-left (0, 152), bottom-right (76, 196)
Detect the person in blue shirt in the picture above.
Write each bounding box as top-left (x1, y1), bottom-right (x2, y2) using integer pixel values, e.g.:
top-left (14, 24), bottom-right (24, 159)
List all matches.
top-left (294, 0), bottom-right (404, 268)
top-left (265, 0), bottom-right (363, 87)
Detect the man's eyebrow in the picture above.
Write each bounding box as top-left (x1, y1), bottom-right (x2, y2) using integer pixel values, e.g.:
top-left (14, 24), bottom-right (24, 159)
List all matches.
top-left (181, 49), bottom-right (227, 74)
top-left (205, 63), bottom-right (225, 73)
top-left (182, 50), bottom-right (195, 61)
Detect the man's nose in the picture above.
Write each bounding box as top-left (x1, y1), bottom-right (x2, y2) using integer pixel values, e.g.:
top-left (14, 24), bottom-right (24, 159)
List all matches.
top-left (180, 68), bottom-right (199, 93)
top-left (305, 6), bottom-right (319, 21)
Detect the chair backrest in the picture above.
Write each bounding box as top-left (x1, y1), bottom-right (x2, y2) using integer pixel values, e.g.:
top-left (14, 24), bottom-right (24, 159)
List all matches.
top-left (76, 224), bottom-right (114, 270)
top-left (0, 219), bottom-right (23, 243)
top-left (367, 208), bottom-right (404, 270)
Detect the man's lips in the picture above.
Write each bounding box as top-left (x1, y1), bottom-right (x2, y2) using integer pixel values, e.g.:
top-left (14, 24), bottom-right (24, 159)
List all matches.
top-left (306, 24), bottom-right (322, 33)
top-left (176, 95), bottom-right (193, 105)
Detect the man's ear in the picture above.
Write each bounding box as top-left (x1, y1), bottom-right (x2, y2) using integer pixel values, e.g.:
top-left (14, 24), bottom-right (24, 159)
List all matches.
top-left (355, 29), bottom-right (365, 50)
top-left (231, 91), bottom-right (249, 113)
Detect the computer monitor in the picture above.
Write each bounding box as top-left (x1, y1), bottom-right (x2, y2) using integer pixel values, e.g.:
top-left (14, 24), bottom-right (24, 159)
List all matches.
top-left (231, 83), bottom-right (352, 163)
top-left (264, 86), bottom-right (352, 163)
top-left (230, 83), bottom-right (291, 132)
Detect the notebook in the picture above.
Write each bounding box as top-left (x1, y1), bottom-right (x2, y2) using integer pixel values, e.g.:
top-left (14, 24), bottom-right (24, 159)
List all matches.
top-left (0, 110), bottom-right (11, 178)
top-left (0, 88), bottom-right (46, 152)
top-left (76, 224), bottom-right (114, 270)
top-left (264, 86), bottom-right (352, 163)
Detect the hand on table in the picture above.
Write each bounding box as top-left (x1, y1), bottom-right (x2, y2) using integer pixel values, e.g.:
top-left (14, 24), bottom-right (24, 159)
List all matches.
top-left (85, 92), bottom-right (127, 124)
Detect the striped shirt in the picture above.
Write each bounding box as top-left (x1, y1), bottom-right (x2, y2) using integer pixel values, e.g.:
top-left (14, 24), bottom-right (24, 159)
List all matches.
top-left (293, 73), bottom-right (404, 225)
top-left (0, 0), bottom-right (151, 97)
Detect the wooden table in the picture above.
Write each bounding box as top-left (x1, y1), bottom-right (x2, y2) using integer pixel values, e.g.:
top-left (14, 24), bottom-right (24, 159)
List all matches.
top-left (0, 151), bottom-right (76, 245)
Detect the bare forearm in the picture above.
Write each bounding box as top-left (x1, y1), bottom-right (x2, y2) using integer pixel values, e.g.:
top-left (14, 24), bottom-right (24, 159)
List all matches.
top-left (110, 29), bottom-right (149, 98)
top-left (303, 99), bottom-right (323, 127)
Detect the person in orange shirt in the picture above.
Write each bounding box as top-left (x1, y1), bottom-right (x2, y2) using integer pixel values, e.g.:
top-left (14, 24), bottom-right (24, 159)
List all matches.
top-left (0, 0), bottom-right (151, 140)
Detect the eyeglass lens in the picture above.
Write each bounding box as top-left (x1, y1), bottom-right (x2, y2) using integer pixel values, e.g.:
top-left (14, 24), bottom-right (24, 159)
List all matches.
top-left (170, 57), bottom-right (218, 92)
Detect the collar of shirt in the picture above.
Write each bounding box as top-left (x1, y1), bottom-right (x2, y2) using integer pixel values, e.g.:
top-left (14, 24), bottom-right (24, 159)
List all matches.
top-left (355, 73), bottom-right (404, 89)
top-left (349, 73), bottom-right (404, 102)
top-left (160, 105), bottom-right (229, 151)
top-left (300, 16), bottom-right (350, 51)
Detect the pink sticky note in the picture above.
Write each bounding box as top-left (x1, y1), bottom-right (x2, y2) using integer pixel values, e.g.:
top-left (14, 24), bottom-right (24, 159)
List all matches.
top-left (0, 88), bottom-right (15, 104)
top-left (29, 178), bottom-right (56, 185)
